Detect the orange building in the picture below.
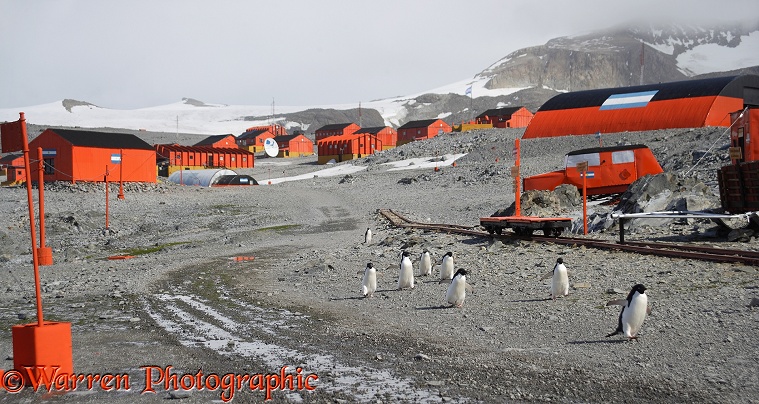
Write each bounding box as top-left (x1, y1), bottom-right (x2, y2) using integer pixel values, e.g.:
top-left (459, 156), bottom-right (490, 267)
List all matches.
top-left (155, 144), bottom-right (254, 177)
top-left (273, 134), bottom-right (314, 157)
top-left (0, 153), bottom-right (24, 183)
top-left (28, 129), bottom-right (157, 183)
top-left (314, 123), bottom-right (360, 142)
top-left (245, 124), bottom-right (287, 136)
top-left (237, 129), bottom-right (275, 153)
top-left (317, 133), bottom-right (382, 164)
top-left (476, 107), bottom-right (533, 128)
top-left (194, 134), bottom-right (238, 148)
top-left (523, 75), bottom-right (759, 139)
top-left (397, 119), bottom-right (451, 145)
top-left (355, 126), bottom-right (397, 150)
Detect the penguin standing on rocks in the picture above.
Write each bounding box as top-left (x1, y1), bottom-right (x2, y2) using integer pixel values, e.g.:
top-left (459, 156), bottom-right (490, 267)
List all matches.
top-left (443, 268), bottom-right (472, 308)
top-left (419, 250), bottom-right (432, 276)
top-left (361, 263), bottom-right (377, 298)
top-left (440, 252), bottom-right (454, 280)
top-left (364, 228), bottom-right (372, 244)
top-left (398, 251), bottom-right (415, 290)
top-left (606, 284), bottom-right (651, 340)
top-left (541, 258), bottom-right (569, 300)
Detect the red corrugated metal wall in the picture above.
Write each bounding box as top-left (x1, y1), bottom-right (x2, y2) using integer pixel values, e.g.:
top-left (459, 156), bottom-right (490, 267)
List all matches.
top-left (524, 95), bottom-right (743, 139)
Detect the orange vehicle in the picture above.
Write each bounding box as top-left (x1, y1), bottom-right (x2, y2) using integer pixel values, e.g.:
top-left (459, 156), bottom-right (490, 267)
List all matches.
top-left (523, 144), bottom-right (663, 196)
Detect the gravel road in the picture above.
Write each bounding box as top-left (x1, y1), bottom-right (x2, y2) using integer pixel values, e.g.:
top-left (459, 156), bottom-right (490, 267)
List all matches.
top-left (0, 127), bottom-right (757, 403)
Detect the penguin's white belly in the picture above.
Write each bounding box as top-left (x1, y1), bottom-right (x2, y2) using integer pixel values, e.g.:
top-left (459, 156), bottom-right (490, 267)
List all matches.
top-left (551, 270), bottom-right (569, 298)
top-left (420, 255), bottom-right (432, 275)
top-left (362, 270), bottom-right (376, 296)
top-left (441, 259), bottom-right (454, 280)
top-left (622, 295), bottom-right (648, 338)
top-left (398, 260), bottom-right (414, 289)
top-left (446, 277), bottom-right (466, 306)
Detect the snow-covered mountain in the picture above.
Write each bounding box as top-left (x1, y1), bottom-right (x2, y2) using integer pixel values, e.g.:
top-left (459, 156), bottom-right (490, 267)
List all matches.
top-left (2, 22), bottom-right (757, 138)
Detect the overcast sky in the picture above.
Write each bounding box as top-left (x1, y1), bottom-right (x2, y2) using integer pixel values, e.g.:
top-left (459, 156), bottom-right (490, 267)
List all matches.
top-left (1, 0), bottom-right (757, 110)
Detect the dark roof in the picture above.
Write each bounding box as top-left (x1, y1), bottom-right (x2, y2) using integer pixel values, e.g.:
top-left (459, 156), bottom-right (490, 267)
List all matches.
top-left (47, 129), bottom-right (154, 150)
top-left (566, 144), bottom-right (650, 156)
top-left (397, 119), bottom-right (441, 129)
top-left (476, 107), bottom-right (523, 119)
top-left (354, 126), bottom-right (389, 135)
top-left (314, 123), bottom-right (356, 132)
top-left (538, 75), bottom-right (759, 112)
top-left (0, 153), bottom-right (22, 165)
top-left (194, 134), bottom-right (235, 146)
top-left (238, 129), bottom-right (269, 140)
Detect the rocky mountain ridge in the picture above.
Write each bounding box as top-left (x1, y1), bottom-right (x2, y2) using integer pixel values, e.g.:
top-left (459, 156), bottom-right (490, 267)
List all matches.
top-left (264, 21), bottom-right (759, 132)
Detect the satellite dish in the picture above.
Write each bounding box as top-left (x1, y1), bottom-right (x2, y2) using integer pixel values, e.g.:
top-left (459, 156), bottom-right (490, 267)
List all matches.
top-left (264, 138), bottom-right (279, 157)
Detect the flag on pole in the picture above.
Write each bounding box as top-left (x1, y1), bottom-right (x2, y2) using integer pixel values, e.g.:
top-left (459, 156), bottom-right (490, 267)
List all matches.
top-left (1, 118), bottom-right (25, 153)
top-left (465, 86), bottom-right (472, 96)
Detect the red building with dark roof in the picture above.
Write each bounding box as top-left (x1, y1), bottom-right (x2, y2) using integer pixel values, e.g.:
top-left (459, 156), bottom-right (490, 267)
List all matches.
top-left (354, 126), bottom-right (397, 150)
top-left (194, 134), bottom-right (238, 148)
top-left (28, 129), bottom-right (157, 183)
top-left (272, 134), bottom-right (314, 157)
top-left (396, 119), bottom-right (451, 145)
top-left (237, 129), bottom-right (275, 153)
top-left (155, 143), bottom-right (254, 177)
top-left (314, 123), bottom-right (360, 142)
top-left (476, 107), bottom-right (533, 128)
top-left (524, 75), bottom-right (759, 139)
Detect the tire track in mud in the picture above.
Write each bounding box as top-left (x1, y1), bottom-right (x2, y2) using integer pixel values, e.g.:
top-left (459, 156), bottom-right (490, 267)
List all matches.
top-left (142, 289), bottom-right (445, 403)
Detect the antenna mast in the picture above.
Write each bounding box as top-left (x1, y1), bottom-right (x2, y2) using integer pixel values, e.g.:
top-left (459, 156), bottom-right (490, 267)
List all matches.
top-left (639, 42), bottom-right (645, 85)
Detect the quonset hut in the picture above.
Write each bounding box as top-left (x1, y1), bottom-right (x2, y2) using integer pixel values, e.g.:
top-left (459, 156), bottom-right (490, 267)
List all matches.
top-left (523, 75), bottom-right (759, 139)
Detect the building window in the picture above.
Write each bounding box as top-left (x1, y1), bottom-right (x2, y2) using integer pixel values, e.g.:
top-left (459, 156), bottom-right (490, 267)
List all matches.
top-left (44, 158), bottom-right (55, 175)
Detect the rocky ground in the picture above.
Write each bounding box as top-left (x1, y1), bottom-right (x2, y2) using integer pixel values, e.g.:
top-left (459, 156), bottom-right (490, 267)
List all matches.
top-left (0, 127), bottom-right (758, 403)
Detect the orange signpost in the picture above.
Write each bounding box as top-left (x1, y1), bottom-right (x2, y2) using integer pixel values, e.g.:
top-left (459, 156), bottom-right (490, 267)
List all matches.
top-left (105, 166), bottom-right (110, 230)
top-left (1, 113), bottom-right (73, 385)
top-left (118, 149), bottom-right (125, 200)
top-left (513, 138), bottom-right (521, 217)
top-left (578, 161), bottom-right (589, 235)
top-left (36, 147), bottom-right (52, 266)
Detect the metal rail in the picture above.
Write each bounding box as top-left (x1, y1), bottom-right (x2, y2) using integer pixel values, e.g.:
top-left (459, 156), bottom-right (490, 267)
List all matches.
top-left (379, 209), bottom-right (759, 266)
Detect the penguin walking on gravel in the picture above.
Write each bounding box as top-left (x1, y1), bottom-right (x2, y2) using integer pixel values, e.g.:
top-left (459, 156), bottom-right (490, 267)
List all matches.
top-left (361, 263), bottom-right (377, 298)
top-left (440, 252), bottom-right (454, 280)
top-left (441, 268), bottom-right (473, 308)
top-left (541, 258), bottom-right (569, 300)
top-left (606, 284), bottom-right (651, 340)
top-left (363, 227), bottom-right (372, 244)
top-left (398, 251), bottom-right (415, 290)
top-left (419, 250), bottom-right (432, 276)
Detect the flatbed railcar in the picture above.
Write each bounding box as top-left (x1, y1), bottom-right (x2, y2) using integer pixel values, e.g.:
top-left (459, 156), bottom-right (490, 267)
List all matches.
top-left (480, 216), bottom-right (572, 237)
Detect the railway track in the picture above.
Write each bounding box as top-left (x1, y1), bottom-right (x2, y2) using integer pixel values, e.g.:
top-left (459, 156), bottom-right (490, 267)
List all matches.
top-left (379, 209), bottom-right (759, 266)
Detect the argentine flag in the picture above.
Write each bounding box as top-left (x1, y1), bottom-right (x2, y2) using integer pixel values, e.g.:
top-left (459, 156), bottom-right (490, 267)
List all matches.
top-left (465, 86), bottom-right (472, 96)
top-left (600, 90), bottom-right (658, 111)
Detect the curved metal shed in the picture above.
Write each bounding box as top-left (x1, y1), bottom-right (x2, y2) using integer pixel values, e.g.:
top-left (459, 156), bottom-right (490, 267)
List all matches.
top-left (167, 168), bottom-right (237, 187)
top-left (523, 75), bottom-right (759, 139)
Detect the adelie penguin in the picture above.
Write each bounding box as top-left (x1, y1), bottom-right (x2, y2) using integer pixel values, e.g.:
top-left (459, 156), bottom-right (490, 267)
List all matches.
top-left (606, 284), bottom-right (651, 340)
top-left (440, 251), bottom-right (454, 280)
top-left (361, 263), bottom-right (377, 298)
top-left (419, 250), bottom-right (432, 276)
top-left (540, 258), bottom-right (569, 300)
top-left (440, 268), bottom-right (473, 308)
top-left (397, 251), bottom-right (414, 290)
top-left (363, 228), bottom-right (372, 244)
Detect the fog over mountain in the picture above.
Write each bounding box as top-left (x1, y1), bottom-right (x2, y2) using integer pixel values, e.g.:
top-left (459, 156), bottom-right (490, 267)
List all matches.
top-left (1, 21), bottom-right (757, 139)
